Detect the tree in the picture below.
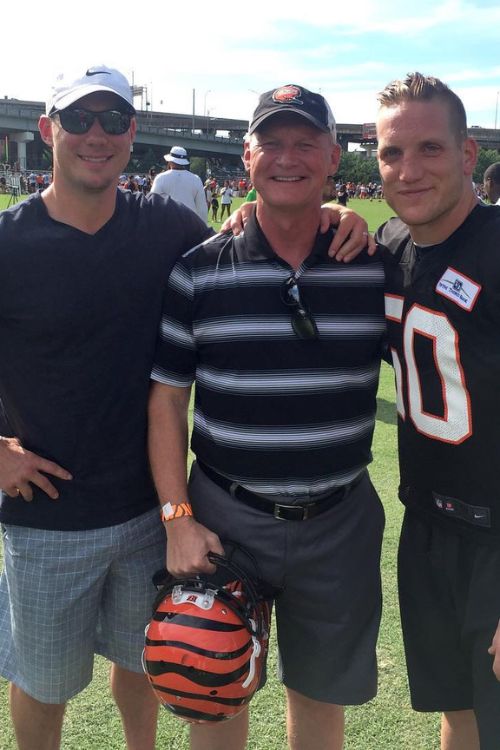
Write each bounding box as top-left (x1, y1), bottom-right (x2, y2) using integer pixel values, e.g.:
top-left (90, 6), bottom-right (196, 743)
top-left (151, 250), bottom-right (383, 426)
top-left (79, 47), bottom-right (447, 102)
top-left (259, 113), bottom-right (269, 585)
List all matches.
top-left (190, 156), bottom-right (208, 180)
top-left (126, 147), bottom-right (162, 174)
top-left (337, 151), bottom-right (380, 184)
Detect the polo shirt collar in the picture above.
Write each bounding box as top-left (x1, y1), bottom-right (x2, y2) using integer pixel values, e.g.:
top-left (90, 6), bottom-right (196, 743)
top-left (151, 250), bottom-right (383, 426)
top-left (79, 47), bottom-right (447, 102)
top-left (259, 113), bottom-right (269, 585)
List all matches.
top-left (236, 211), bottom-right (335, 267)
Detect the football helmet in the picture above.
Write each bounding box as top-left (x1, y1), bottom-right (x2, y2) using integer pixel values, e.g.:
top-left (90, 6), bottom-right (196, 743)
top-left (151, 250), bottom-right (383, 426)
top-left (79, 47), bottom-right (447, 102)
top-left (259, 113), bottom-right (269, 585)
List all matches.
top-left (143, 544), bottom-right (272, 723)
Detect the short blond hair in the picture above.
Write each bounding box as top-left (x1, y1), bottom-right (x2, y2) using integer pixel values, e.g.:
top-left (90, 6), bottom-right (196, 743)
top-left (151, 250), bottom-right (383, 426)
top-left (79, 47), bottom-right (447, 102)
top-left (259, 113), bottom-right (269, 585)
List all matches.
top-left (377, 72), bottom-right (467, 142)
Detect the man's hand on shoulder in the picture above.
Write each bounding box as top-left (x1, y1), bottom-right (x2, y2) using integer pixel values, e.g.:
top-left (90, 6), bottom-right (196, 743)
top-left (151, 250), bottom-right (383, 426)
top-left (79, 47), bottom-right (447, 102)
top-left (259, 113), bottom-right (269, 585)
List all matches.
top-left (0, 436), bottom-right (72, 501)
top-left (320, 204), bottom-right (377, 262)
top-left (165, 515), bottom-right (224, 578)
top-left (222, 201), bottom-right (254, 234)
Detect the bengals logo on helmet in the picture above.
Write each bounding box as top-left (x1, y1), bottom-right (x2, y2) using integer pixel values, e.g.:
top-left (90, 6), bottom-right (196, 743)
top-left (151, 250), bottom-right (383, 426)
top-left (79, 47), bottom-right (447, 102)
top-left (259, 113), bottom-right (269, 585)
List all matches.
top-left (143, 545), bottom-right (275, 724)
top-left (272, 85), bottom-right (303, 105)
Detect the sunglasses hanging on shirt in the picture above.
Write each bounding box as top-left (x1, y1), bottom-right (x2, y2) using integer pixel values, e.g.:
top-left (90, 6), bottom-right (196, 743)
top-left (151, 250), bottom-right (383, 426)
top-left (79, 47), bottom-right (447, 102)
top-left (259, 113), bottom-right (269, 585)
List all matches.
top-left (281, 276), bottom-right (319, 341)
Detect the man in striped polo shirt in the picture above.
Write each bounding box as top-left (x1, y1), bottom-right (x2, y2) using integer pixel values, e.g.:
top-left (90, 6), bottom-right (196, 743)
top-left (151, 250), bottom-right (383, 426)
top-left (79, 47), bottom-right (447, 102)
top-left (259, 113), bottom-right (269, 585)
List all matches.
top-left (148, 84), bottom-right (386, 750)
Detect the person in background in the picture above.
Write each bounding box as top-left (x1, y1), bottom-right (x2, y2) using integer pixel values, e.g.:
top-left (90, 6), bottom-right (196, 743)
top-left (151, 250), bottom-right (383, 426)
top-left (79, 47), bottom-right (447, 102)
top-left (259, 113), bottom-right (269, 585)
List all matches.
top-left (219, 178), bottom-right (233, 220)
top-left (125, 174), bottom-right (139, 192)
top-left (210, 189), bottom-right (219, 222)
top-left (245, 182), bottom-right (257, 202)
top-left (483, 162), bottom-right (500, 205)
top-left (204, 178), bottom-right (213, 210)
top-left (336, 182), bottom-right (348, 206)
top-left (322, 175), bottom-right (337, 202)
top-left (238, 176), bottom-right (247, 197)
top-left (150, 145), bottom-right (208, 223)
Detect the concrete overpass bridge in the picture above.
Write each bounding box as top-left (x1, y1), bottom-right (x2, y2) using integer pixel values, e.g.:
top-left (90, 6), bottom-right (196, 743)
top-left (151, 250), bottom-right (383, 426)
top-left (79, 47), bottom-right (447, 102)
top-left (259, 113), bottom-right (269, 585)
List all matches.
top-left (1, 97), bottom-right (499, 169)
top-left (0, 98), bottom-right (247, 169)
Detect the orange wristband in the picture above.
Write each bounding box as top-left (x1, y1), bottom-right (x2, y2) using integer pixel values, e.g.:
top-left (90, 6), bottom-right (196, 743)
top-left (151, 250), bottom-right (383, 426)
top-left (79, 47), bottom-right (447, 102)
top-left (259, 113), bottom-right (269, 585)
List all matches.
top-left (160, 501), bottom-right (193, 522)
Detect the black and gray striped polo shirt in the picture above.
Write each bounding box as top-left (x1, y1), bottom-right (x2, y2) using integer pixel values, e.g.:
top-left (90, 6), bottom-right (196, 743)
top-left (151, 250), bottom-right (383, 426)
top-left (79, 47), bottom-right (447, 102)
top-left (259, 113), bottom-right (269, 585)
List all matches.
top-left (152, 213), bottom-right (386, 499)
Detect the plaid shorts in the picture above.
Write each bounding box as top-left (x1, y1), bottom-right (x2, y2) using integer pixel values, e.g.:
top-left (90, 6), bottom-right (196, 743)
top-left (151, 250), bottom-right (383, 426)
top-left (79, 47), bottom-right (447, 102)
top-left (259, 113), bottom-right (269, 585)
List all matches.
top-left (0, 508), bottom-right (165, 703)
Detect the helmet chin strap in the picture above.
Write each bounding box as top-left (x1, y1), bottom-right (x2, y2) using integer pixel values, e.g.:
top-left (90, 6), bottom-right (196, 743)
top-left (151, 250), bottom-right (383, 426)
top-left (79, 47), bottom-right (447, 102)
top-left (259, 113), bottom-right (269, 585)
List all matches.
top-left (242, 630), bottom-right (262, 689)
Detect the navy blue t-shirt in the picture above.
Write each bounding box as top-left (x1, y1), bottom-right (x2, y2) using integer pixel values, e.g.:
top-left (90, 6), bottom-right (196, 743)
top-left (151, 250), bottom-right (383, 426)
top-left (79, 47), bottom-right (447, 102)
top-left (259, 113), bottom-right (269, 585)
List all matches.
top-left (0, 190), bottom-right (211, 530)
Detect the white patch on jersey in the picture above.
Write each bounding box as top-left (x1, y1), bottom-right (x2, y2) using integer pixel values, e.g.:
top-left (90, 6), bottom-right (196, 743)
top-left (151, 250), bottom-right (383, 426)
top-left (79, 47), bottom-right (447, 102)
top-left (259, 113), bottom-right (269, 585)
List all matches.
top-left (384, 293), bottom-right (404, 322)
top-left (435, 267), bottom-right (481, 311)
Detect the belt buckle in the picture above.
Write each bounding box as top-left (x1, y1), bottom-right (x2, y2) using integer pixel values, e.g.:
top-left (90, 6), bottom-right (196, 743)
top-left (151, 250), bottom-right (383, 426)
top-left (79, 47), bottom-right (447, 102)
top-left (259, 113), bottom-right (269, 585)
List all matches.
top-left (273, 503), bottom-right (307, 521)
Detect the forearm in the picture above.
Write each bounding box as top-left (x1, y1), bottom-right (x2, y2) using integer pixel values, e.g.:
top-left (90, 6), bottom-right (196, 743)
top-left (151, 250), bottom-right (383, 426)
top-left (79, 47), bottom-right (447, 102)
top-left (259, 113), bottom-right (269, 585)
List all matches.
top-left (147, 381), bottom-right (191, 510)
top-left (148, 381), bottom-right (223, 576)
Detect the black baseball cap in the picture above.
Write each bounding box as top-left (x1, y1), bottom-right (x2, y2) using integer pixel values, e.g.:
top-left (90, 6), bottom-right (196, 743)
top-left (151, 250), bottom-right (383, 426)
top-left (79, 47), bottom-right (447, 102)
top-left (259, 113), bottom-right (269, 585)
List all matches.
top-left (248, 84), bottom-right (336, 138)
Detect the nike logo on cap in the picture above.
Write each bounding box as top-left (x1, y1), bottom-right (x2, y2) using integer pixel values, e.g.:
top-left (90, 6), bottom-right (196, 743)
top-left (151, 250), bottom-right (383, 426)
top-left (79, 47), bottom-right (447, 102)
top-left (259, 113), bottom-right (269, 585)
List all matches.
top-left (85, 69), bottom-right (110, 76)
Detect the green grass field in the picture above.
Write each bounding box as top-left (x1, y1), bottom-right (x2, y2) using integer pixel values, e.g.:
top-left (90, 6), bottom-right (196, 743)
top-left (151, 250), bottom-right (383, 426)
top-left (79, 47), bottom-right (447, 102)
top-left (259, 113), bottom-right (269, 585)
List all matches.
top-left (0, 198), bottom-right (442, 749)
top-left (0, 193), bottom-right (27, 211)
top-left (209, 196), bottom-right (395, 235)
top-left (0, 193), bottom-right (395, 233)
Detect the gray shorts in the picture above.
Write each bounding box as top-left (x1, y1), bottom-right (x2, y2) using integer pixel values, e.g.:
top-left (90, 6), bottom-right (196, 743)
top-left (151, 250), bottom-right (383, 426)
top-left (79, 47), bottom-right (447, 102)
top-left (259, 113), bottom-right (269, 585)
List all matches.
top-left (188, 462), bottom-right (385, 705)
top-left (0, 508), bottom-right (165, 703)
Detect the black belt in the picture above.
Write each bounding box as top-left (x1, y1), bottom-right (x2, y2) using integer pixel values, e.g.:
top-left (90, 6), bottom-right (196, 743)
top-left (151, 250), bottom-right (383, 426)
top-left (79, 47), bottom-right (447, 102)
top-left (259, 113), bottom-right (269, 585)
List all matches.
top-left (197, 461), bottom-right (362, 521)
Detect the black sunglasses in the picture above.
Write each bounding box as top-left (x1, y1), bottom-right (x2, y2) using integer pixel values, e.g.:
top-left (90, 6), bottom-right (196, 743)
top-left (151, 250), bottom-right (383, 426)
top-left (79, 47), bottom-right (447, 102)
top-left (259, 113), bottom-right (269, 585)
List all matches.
top-left (281, 276), bottom-right (319, 341)
top-left (53, 108), bottom-right (132, 135)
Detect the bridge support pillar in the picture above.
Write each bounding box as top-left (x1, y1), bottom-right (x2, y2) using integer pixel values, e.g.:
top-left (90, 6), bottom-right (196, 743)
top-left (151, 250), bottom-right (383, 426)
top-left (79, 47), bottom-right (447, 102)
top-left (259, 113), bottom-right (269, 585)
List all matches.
top-left (361, 144), bottom-right (376, 158)
top-left (9, 131), bottom-right (34, 170)
top-left (337, 134), bottom-right (349, 151)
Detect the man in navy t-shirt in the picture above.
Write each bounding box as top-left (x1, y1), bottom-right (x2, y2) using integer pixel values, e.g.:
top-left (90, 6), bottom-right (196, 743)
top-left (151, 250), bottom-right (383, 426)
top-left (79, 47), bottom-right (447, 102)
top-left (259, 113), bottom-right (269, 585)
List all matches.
top-left (0, 64), bottom-right (212, 750)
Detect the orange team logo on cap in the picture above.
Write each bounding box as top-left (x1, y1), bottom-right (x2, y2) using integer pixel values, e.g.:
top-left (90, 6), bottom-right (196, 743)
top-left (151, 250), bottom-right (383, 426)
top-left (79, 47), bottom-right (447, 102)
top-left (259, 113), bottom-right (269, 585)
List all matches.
top-left (272, 85), bottom-right (303, 104)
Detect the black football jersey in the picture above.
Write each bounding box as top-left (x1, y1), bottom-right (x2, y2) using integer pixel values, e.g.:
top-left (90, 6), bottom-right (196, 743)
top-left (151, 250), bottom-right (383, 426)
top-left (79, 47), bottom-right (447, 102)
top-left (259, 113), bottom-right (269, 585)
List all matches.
top-left (377, 204), bottom-right (500, 543)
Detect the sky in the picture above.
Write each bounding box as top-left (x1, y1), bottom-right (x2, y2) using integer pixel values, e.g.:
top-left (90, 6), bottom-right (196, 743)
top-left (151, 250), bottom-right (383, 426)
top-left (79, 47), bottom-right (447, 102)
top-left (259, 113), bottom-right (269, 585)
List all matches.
top-left (3, 0), bottom-right (500, 129)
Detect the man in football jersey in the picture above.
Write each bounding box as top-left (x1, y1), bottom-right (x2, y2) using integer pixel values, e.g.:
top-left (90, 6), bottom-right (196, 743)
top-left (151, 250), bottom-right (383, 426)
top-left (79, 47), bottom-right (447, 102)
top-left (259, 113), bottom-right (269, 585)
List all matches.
top-left (375, 72), bottom-right (500, 750)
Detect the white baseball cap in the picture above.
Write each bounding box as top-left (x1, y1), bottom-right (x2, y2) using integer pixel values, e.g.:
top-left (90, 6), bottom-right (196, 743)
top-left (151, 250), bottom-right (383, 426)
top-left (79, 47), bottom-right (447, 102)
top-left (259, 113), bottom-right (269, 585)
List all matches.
top-left (164, 146), bottom-right (190, 165)
top-left (47, 65), bottom-right (135, 115)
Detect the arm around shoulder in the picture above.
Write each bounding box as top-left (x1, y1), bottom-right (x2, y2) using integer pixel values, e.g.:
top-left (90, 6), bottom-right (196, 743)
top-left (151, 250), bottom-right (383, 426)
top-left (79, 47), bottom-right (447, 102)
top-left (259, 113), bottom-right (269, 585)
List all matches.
top-left (320, 204), bottom-right (377, 261)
